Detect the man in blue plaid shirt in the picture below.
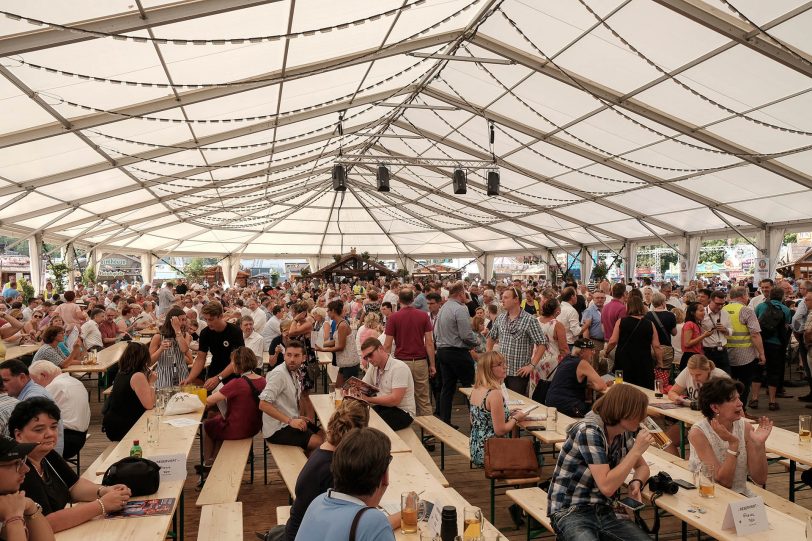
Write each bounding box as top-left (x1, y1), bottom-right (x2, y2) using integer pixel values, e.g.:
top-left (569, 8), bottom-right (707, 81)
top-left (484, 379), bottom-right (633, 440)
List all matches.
top-left (547, 385), bottom-right (653, 541)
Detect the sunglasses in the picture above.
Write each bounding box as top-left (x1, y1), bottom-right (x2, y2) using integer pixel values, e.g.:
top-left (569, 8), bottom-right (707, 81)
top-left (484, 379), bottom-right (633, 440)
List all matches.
top-left (0, 459), bottom-right (25, 472)
top-left (362, 346), bottom-right (379, 361)
top-left (33, 315), bottom-right (43, 319)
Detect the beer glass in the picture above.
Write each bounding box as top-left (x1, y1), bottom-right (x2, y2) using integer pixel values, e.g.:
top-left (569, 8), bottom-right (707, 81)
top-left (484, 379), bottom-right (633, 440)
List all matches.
top-left (146, 415), bottom-right (160, 445)
top-left (463, 507), bottom-right (482, 541)
top-left (614, 370), bottom-right (623, 384)
top-left (698, 464), bottom-right (715, 498)
top-left (334, 388), bottom-right (343, 408)
top-left (546, 407), bottom-right (557, 432)
top-left (401, 491), bottom-right (420, 534)
top-left (800, 415), bottom-right (811, 443)
top-left (654, 379), bottom-right (663, 398)
top-left (640, 416), bottom-right (671, 449)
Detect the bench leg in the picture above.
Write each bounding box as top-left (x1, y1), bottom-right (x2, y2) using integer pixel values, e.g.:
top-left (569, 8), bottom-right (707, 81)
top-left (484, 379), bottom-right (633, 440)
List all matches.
top-left (249, 447), bottom-right (255, 484)
top-left (440, 442), bottom-right (445, 471)
top-left (490, 478), bottom-right (495, 525)
top-left (789, 459), bottom-right (796, 501)
top-left (679, 421), bottom-right (686, 458)
top-left (680, 518), bottom-right (686, 541)
top-left (264, 442), bottom-right (268, 485)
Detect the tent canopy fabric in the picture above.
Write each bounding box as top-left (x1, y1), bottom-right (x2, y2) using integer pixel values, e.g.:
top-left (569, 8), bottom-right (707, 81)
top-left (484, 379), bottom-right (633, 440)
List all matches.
top-left (0, 0), bottom-right (810, 258)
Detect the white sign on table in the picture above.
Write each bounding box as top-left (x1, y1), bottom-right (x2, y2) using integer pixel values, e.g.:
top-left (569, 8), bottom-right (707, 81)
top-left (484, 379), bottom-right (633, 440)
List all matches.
top-left (721, 496), bottom-right (769, 536)
top-left (149, 453), bottom-right (187, 481)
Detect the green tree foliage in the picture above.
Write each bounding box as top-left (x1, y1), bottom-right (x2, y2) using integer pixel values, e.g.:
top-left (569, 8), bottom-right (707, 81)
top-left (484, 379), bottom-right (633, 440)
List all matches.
top-left (48, 262), bottom-right (68, 294)
top-left (183, 258), bottom-right (207, 282)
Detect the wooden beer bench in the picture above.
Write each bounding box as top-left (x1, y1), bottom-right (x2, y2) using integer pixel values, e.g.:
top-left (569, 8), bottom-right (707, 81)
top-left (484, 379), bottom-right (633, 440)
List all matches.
top-left (197, 502), bottom-right (243, 541)
top-left (196, 438), bottom-right (254, 507)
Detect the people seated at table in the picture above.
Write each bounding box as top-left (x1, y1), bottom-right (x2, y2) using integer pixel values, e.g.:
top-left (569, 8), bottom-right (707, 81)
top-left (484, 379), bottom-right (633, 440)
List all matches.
top-left (9, 398), bottom-right (131, 532)
top-left (149, 307), bottom-right (191, 389)
top-left (260, 340), bottom-right (323, 453)
top-left (0, 361), bottom-right (64, 456)
top-left (545, 339), bottom-right (608, 418)
top-left (258, 398), bottom-right (372, 541)
top-left (468, 351), bottom-right (529, 467)
top-left (102, 343), bottom-right (156, 442)
top-left (295, 427), bottom-right (395, 541)
top-left (239, 316), bottom-right (265, 366)
top-left (28, 362), bottom-right (89, 461)
top-left (668, 354), bottom-right (729, 404)
top-left (547, 384), bottom-right (653, 541)
top-left (201, 347), bottom-right (265, 470)
top-left (0, 435), bottom-right (55, 541)
top-left (79, 309), bottom-right (104, 352)
top-left (31, 327), bottom-right (83, 369)
top-left (350, 338), bottom-right (415, 431)
top-left (23, 311), bottom-right (45, 343)
top-left (0, 378), bottom-right (19, 436)
top-left (688, 377), bottom-right (771, 495)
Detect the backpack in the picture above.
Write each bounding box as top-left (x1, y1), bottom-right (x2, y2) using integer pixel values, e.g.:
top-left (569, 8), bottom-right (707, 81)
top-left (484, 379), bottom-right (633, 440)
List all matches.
top-left (758, 302), bottom-right (785, 337)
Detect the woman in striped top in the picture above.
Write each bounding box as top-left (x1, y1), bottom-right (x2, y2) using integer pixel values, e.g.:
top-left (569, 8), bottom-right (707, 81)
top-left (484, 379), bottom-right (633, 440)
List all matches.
top-left (148, 307), bottom-right (191, 388)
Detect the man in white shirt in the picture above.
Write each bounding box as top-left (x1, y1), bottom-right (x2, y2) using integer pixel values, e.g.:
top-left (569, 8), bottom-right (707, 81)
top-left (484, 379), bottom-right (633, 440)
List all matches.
top-left (240, 316), bottom-right (265, 368)
top-left (245, 298), bottom-right (266, 332)
top-left (557, 287), bottom-right (582, 348)
top-left (748, 278), bottom-right (773, 310)
top-left (382, 281), bottom-right (400, 313)
top-left (352, 337), bottom-right (415, 430)
top-left (701, 290), bottom-right (733, 373)
top-left (28, 360), bottom-right (90, 460)
top-left (261, 305), bottom-right (285, 352)
top-left (157, 281), bottom-right (175, 317)
top-left (80, 308), bottom-right (105, 351)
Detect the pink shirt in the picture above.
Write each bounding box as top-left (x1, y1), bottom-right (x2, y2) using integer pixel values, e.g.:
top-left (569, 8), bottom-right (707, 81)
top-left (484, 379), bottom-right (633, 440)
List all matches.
top-left (602, 298), bottom-right (627, 339)
top-left (53, 302), bottom-right (85, 332)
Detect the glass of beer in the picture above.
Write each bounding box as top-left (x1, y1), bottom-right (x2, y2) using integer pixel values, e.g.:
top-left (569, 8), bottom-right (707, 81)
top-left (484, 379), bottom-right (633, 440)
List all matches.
top-left (654, 379), bottom-right (663, 398)
top-left (401, 491), bottom-right (420, 534)
top-left (698, 464), bottom-right (715, 498)
top-left (546, 407), bottom-right (557, 432)
top-left (800, 415), bottom-right (811, 443)
top-left (614, 370), bottom-right (623, 384)
top-left (334, 388), bottom-right (343, 408)
top-left (640, 416), bottom-right (671, 449)
top-left (463, 506), bottom-right (482, 541)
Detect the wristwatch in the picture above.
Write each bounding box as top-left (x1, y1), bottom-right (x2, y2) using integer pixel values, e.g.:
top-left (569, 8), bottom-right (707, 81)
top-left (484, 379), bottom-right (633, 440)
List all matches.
top-left (25, 501), bottom-right (43, 518)
top-left (217, 375), bottom-right (224, 382)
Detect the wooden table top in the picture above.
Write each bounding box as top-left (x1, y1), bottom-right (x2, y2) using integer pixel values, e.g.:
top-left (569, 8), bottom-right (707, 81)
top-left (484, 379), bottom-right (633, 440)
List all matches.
top-left (56, 408), bottom-right (203, 541)
top-left (310, 393), bottom-right (411, 453)
top-left (765, 425), bottom-right (812, 466)
top-left (4, 343), bottom-right (40, 360)
top-left (62, 341), bottom-right (128, 374)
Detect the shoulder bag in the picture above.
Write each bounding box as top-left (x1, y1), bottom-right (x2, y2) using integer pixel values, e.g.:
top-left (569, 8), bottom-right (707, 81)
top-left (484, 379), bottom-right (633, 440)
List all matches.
top-left (531, 362), bottom-right (559, 405)
top-left (649, 311), bottom-right (675, 369)
top-left (484, 437), bottom-right (538, 479)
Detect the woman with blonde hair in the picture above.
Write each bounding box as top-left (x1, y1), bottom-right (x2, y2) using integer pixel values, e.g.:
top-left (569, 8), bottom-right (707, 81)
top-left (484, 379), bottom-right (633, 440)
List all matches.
top-left (355, 312), bottom-right (382, 364)
top-left (668, 354), bottom-right (729, 404)
top-left (471, 315), bottom-right (487, 359)
top-left (468, 352), bottom-right (528, 467)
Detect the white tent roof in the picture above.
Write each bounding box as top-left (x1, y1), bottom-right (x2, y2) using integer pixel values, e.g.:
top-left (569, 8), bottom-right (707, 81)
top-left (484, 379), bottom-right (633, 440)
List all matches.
top-left (0, 0), bottom-right (810, 258)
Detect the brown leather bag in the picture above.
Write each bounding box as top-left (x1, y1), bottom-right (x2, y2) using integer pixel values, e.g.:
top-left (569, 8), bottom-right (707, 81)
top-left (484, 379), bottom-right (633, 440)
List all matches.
top-left (483, 437), bottom-right (538, 479)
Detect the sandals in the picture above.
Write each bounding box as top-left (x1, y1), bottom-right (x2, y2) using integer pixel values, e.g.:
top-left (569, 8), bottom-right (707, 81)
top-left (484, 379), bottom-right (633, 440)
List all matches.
top-left (768, 402), bottom-right (780, 411)
top-left (748, 400), bottom-right (759, 409)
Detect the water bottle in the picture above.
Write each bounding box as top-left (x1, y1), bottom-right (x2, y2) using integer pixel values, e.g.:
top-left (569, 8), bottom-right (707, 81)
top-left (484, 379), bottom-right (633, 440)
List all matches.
top-left (440, 505), bottom-right (458, 541)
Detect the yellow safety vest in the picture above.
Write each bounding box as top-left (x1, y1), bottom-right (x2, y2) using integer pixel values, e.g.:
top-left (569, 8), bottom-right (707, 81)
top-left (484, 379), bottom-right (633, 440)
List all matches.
top-left (723, 302), bottom-right (752, 349)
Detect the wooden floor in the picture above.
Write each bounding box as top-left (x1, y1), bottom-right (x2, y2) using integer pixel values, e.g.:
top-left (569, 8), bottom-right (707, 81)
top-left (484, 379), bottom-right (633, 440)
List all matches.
top-left (75, 372), bottom-right (812, 541)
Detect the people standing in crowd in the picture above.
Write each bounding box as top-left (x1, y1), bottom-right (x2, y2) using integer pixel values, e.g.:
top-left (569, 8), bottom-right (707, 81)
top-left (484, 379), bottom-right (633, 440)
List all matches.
top-left (749, 288), bottom-right (791, 411)
top-left (748, 279), bottom-right (773, 310)
top-left (434, 281), bottom-right (479, 425)
top-left (688, 378), bottom-right (771, 495)
top-left (352, 338), bottom-right (415, 431)
top-left (792, 285), bottom-right (812, 403)
top-left (487, 287), bottom-right (547, 396)
top-left (27, 362), bottom-right (90, 461)
top-left (701, 291), bottom-right (733, 374)
top-left (295, 427), bottom-right (395, 541)
top-left (723, 286), bottom-right (766, 416)
top-left (240, 316), bottom-right (265, 365)
top-left (520, 289), bottom-right (540, 316)
top-left (531, 299), bottom-right (567, 397)
top-left (51, 291), bottom-right (87, 333)
top-left (183, 301), bottom-right (244, 390)
top-left (102, 343), bottom-right (156, 441)
top-left (149, 307), bottom-right (191, 389)
top-left (317, 300), bottom-right (359, 389)
top-left (157, 281), bottom-right (175, 317)
top-left (645, 292), bottom-right (678, 384)
top-left (680, 303), bottom-right (713, 371)
top-left (601, 282), bottom-right (627, 345)
top-left (557, 287), bottom-right (581, 349)
top-left (544, 339), bottom-right (607, 418)
top-left (547, 385), bottom-right (652, 541)
top-left (605, 295), bottom-right (662, 389)
top-left (260, 340), bottom-right (324, 453)
top-left (382, 288), bottom-right (434, 418)
top-left (580, 290), bottom-right (606, 351)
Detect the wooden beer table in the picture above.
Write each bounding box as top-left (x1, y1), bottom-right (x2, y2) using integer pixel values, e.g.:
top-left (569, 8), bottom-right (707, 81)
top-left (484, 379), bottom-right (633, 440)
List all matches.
top-left (62, 341), bottom-right (128, 400)
top-left (310, 393), bottom-right (411, 453)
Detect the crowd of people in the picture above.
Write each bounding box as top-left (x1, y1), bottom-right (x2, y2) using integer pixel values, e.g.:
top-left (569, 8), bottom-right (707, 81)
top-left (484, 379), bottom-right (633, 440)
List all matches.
top-left (0, 271), bottom-right (809, 540)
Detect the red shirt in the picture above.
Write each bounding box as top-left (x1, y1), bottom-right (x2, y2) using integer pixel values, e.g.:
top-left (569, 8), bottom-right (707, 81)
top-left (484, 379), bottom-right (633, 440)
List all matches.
top-left (681, 321), bottom-right (704, 354)
top-left (98, 320), bottom-right (119, 345)
top-left (385, 305), bottom-right (432, 360)
top-left (602, 298), bottom-right (627, 339)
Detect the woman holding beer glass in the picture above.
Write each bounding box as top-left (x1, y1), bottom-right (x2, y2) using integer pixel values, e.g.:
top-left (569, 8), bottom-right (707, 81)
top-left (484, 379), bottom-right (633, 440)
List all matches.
top-left (688, 378), bottom-right (771, 495)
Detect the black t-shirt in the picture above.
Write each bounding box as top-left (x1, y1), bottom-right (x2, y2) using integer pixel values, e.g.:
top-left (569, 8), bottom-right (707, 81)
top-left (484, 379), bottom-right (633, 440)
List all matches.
top-left (175, 283), bottom-right (188, 295)
top-left (199, 322), bottom-right (244, 377)
top-left (268, 335), bottom-right (284, 367)
top-left (466, 299), bottom-right (479, 317)
top-left (21, 451), bottom-right (80, 515)
top-left (262, 285), bottom-right (273, 295)
top-left (645, 310), bottom-right (677, 346)
top-left (285, 448), bottom-right (334, 541)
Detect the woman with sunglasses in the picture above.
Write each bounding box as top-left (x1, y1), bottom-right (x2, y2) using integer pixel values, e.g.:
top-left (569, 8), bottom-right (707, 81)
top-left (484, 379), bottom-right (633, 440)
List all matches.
top-left (0, 436), bottom-right (54, 541)
top-left (30, 327), bottom-right (83, 369)
top-left (22, 312), bottom-right (45, 343)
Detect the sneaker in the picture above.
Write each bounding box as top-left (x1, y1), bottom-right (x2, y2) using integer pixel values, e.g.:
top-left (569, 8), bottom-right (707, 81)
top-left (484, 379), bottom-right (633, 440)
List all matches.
top-left (508, 503), bottom-right (525, 529)
top-left (768, 402), bottom-right (780, 411)
top-left (798, 393), bottom-right (812, 403)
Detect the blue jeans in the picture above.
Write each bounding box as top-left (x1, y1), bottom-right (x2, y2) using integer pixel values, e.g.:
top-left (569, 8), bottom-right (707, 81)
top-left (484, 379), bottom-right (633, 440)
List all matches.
top-left (551, 504), bottom-right (651, 541)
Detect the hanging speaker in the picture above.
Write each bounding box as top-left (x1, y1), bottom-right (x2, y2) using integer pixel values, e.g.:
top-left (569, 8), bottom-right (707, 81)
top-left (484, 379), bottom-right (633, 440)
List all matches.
top-left (487, 169), bottom-right (500, 196)
top-left (376, 164), bottom-right (390, 192)
top-left (452, 168), bottom-right (466, 194)
top-left (332, 164), bottom-right (346, 191)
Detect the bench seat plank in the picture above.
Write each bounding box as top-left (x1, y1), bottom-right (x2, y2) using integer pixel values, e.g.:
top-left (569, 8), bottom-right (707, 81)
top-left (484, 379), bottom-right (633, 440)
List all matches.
top-left (268, 444), bottom-right (308, 497)
top-left (506, 487), bottom-right (553, 532)
top-left (197, 502), bottom-right (243, 541)
top-left (396, 427), bottom-right (450, 487)
top-left (196, 439), bottom-right (253, 506)
top-left (413, 416), bottom-right (471, 460)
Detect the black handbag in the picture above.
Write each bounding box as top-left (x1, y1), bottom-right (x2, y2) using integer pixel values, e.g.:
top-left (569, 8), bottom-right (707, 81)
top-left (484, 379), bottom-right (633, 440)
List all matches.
top-left (531, 363), bottom-right (559, 405)
top-left (102, 456), bottom-right (161, 496)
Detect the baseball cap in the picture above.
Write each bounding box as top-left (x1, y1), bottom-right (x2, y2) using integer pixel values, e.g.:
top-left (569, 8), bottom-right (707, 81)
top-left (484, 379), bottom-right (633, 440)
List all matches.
top-left (573, 338), bottom-right (595, 349)
top-left (0, 436), bottom-right (37, 462)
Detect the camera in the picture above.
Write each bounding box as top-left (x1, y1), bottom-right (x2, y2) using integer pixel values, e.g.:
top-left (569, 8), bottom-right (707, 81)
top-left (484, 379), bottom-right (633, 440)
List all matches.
top-left (689, 400), bottom-right (700, 411)
top-left (647, 472), bottom-right (679, 495)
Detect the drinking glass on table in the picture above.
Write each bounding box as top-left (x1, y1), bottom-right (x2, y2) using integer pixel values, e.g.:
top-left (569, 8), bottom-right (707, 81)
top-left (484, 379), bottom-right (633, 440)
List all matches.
top-left (463, 506), bottom-right (482, 541)
top-left (800, 415), bottom-right (811, 443)
top-left (698, 463), bottom-right (715, 498)
top-left (546, 407), bottom-right (557, 432)
top-left (640, 416), bottom-right (670, 449)
top-left (146, 415), bottom-right (160, 445)
top-left (401, 491), bottom-right (421, 534)
top-left (614, 370), bottom-right (623, 384)
top-left (654, 379), bottom-right (663, 398)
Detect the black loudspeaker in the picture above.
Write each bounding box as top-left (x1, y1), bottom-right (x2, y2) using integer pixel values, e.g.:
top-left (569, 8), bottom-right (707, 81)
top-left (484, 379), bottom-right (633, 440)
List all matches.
top-left (487, 169), bottom-right (500, 196)
top-left (452, 168), bottom-right (466, 194)
top-left (377, 165), bottom-right (390, 192)
top-left (332, 164), bottom-right (346, 191)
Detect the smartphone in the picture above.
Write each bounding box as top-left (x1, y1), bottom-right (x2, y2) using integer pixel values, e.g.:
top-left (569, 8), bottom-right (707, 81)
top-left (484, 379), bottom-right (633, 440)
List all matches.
top-left (618, 497), bottom-right (645, 511)
top-left (524, 425), bottom-right (546, 431)
top-left (674, 479), bottom-right (696, 490)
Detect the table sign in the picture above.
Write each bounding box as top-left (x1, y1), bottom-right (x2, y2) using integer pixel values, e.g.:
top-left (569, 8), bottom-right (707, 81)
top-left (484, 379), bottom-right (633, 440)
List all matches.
top-left (149, 453), bottom-right (187, 481)
top-left (721, 496), bottom-right (768, 536)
